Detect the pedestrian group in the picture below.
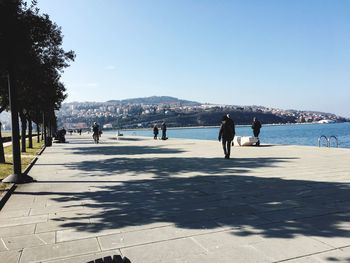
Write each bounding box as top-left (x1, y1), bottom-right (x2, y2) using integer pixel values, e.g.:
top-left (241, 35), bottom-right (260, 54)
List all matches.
top-left (153, 121), bottom-right (167, 140)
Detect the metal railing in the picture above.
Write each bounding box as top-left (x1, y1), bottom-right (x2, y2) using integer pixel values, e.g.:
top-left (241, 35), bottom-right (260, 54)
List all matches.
top-left (318, 135), bottom-right (339, 148)
top-left (328, 135), bottom-right (339, 148)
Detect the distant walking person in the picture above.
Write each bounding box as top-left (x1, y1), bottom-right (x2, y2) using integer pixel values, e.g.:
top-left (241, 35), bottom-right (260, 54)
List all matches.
top-left (92, 122), bottom-right (100, 144)
top-left (161, 122), bottom-right (167, 140)
top-left (153, 124), bottom-right (159, 140)
top-left (218, 114), bottom-right (235, 159)
top-left (251, 117), bottom-right (262, 146)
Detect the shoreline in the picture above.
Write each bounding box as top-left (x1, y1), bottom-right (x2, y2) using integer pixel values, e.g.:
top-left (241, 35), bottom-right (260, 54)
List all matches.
top-left (105, 121), bottom-right (347, 132)
top-left (102, 122), bottom-right (350, 149)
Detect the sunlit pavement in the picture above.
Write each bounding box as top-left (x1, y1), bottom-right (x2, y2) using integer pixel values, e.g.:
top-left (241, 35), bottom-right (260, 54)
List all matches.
top-left (1, 134), bottom-right (350, 263)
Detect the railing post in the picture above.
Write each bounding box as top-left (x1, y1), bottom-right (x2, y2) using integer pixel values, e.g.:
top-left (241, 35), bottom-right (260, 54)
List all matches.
top-left (318, 135), bottom-right (328, 147)
top-left (328, 136), bottom-right (339, 148)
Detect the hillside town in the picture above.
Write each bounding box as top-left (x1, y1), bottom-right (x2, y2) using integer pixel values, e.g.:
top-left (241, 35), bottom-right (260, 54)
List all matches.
top-left (54, 97), bottom-right (347, 130)
top-left (0, 96), bottom-right (347, 131)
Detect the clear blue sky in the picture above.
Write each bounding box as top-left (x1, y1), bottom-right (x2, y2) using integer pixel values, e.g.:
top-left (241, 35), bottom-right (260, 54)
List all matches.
top-left (37, 0), bottom-right (350, 117)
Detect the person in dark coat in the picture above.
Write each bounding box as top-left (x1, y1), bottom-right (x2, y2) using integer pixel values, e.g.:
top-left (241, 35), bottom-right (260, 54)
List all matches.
top-left (161, 122), bottom-right (167, 140)
top-left (251, 117), bottom-right (262, 146)
top-left (218, 114), bottom-right (235, 159)
top-left (153, 124), bottom-right (159, 140)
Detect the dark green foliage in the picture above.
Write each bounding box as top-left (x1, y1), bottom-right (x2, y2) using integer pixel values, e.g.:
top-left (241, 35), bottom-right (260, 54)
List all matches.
top-left (0, 0), bottom-right (74, 159)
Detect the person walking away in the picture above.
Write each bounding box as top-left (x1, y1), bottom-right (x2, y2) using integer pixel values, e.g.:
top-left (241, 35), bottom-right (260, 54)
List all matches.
top-left (92, 122), bottom-right (100, 143)
top-left (153, 124), bottom-right (159, 139)
top-left (218, 114), bottom-right (235, 159)
top-left (161, 122), bottom-right (167, 140)
top-left (251, 117), bottom-right (262, 146)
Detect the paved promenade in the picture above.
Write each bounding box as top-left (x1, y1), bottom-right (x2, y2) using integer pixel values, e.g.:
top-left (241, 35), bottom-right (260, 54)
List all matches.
top-left (1, 134), bottom-right (350, 263)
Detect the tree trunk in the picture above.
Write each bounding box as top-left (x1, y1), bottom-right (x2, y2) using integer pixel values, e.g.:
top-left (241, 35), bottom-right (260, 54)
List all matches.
top-left (0, 122), bottom-right (5, 163)
top-left (0, 107), bottom-right (7, 163)
top-left (41, 123), bottom-right (44, 140)
top-left (41, 113), bottom-right (45, 141)
top-left (20, 112), bottom-right (27, 153)
top-left (37, 122), bottom-right (40, 143)
top-left (48, 118), bottom-right (52, 137)
top-left (28, 118), bottom-right (33, 148)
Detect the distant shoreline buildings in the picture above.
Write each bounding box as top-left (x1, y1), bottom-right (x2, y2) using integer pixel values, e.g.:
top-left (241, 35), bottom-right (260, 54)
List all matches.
top-left (54, 96), bottom-right (349, 130)
top-left (0, 96), bottom-right (348, 131)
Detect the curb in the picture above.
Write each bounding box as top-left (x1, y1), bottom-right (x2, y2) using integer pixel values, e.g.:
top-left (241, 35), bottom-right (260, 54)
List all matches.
top-left (22, 145), bottom-right (46, 175)
top-left (37, 145), bottom-right (46, 156)
top-left (0, 145), bottom-right (46, 210)
top-left (0, 184), bottom-right (16, 210)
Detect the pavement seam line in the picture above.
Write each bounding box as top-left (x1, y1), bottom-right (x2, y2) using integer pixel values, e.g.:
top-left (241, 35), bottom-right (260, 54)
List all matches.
top-left (36, 234), bottom-right (48, 245)
top-left (100, 227), bottom-right (236, 251)
top-left (96, 237), bottom-right (103, 252)
top-left (338, 244), bottom-right (350, 250)
top-left (39, 248), bottom-right (120, 263)
top-left (117, 248), bottom-right (124, 258)
top-left (273, 247), bottom-right (342, 262)
top-left (1, 237), bottom-right (9, 250)
top-left (25, 208), bottom-right (31, 216)
top-left (57, 224), bottom-right (237, 246)
top-left (189, 236), bottom-right (210, 253)
top-left (34, 223), bottom-right (38, 234)
top-left (307, 236), bottom-right (338, 249)
top-left (18, 249), bottom-right (24, 263)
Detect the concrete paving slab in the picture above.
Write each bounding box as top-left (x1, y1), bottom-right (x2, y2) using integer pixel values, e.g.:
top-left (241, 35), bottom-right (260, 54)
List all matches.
top-left (1, 200), bottom-right (46, 212)
top-left (0, 250), bottom-right (21, 263)
top-left (214, 214), bottom-right (271, 228)
top-left (166, 245), bottom-right (274, 263)
top-left (283, 246), bottom-right (350, 262)
top-left (0, 209), bottom-right (30, 218)
top-left (114, 222), bottom-right (175, 235)
top-left (20, 238), bottom-right (100, 263)
top-left (2, 234), bottom-right (49, 250)
top-left (301, 213), bottom-right (350, 248)
top-left (0, 238), bottom-right (8, 252)
top-left (29, 205), bottom-right (86, 216)
top-left (192, 226), bottom-right (265, 251)
top-left (121, 237), bottom-right (207, 263)
top-left (35, 218), bottom-right (90, 234)
top-left (1, 193), bottom-right (49, 210)
top-left (251, 236), bottom-right (333, 262)
top-left (282, 256), bottom-right (326, 262)
top-left (44, 249), bottom-right (121, 263)
top-left (48, 208), bottom-right (94, 219)
top-left (1, 134), bottom-right (350, 262)
top-left (57, 227), bottom-right (122, 243)
top-left (0, 214), bottom-right (47, 227)
top-left (37, 232), bottom-right (56, 245)
top-left (0, 224), bottom-right (36, 238)
top-left (98, 221), bottom-right (224, 250)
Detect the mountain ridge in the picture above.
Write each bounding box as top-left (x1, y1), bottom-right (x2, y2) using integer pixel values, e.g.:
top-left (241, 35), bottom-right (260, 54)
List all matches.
top-left (106, 96), bottom-right (201, 106)
top-left (56, 96), bottom-right (349, 129)
top-left (63, 96), bottom-right (343, 118)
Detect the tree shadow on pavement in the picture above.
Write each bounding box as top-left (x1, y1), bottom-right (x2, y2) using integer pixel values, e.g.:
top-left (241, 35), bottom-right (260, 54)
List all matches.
top-left (66, 145), bottom-right (186, 156)
top-left (110, 137), bottom-right (147, 142)
top-left (64, 156), bottom-right (293, 177)
top-left (20, 154), bottom-right (350, 241)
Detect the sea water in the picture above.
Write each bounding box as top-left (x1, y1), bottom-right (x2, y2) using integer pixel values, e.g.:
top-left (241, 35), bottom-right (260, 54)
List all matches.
top-left (107, 122), bottom-right (350, 148)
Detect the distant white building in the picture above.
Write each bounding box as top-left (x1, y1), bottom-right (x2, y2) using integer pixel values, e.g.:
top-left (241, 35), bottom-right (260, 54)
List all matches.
top-left (318, 119), bottom-right (335, 124)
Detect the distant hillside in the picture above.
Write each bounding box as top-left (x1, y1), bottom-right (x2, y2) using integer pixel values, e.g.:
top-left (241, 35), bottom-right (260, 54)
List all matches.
top-left (107, 96), bottom-right (201, 106)
top-left (116, 109), bottom-right (296, 128)
top-left (57, 96), bottom-right (349, 129)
